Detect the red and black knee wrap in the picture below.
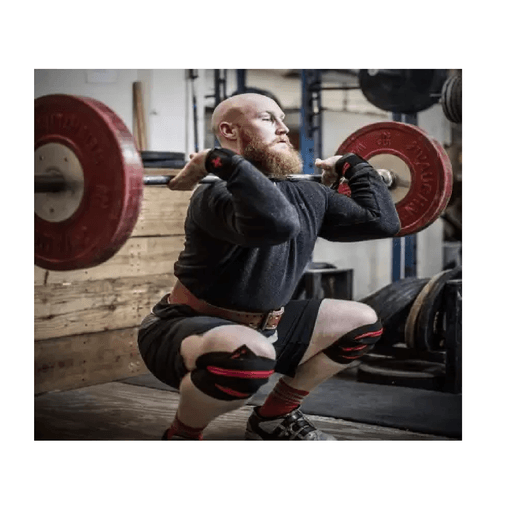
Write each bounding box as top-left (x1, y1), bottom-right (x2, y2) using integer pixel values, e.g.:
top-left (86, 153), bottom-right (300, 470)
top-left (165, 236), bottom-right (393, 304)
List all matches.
top-left (190, 345), bottom-right (276, 401)
top-left (322, 320), bottom-right (383, 364)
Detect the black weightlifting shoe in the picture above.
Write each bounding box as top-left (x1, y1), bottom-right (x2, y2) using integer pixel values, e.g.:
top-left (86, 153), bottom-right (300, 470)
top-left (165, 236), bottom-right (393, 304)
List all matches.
top-left (245, 407), bottom-right (337, 440)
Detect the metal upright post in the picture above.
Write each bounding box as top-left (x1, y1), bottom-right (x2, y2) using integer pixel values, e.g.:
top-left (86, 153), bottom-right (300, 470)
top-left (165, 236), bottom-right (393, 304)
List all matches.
top-left (300, 70), bottom-right (323, 175)
top-left (300, 70), bottom-right (323, 274)
top-left (392, 111), bottom-right (418, 280)
top-left (444, 279), bottom-right (462, 394)
top-left (392, 238), bottom-right (403, 282)
top-left (214, 69), bottom-right (221, 107)
top-left (214, 69), bottom-right (227, 106)
top-left (236, 69), bottom-right (247, 94)
top-left (187, 69), bottom-right (199, 153)
top-left (213, 70), bottom-right (229, 148)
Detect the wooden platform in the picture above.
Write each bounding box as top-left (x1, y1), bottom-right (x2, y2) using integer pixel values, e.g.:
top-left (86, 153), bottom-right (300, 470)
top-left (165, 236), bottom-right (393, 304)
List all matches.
top-left (34, 380), bottom-right (451, 441)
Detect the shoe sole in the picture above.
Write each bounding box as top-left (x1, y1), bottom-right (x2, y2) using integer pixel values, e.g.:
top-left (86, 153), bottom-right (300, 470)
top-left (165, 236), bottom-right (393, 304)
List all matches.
top-left (244, 430), bottom-right (263, 440)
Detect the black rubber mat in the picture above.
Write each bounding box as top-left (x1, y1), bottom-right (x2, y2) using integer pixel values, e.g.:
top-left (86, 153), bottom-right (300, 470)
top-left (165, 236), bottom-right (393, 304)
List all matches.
top-left (120, 372), bottom-right (462, 439)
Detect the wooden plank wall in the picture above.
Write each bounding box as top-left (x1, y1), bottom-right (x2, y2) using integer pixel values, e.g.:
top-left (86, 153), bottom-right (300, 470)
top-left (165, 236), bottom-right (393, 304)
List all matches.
top-left (34, 170), bottom-right (192, 394)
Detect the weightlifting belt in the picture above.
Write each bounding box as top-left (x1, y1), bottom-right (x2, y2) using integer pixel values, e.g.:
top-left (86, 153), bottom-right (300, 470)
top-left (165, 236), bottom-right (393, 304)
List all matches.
top-left (168, 280), bottom-right (284, 330)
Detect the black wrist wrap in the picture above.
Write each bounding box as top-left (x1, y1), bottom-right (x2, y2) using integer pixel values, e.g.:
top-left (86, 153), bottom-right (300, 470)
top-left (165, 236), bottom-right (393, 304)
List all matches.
top-left (334, 153), bottom-right (369, 179)
top-left (205, 148), bottom-right (238, 180)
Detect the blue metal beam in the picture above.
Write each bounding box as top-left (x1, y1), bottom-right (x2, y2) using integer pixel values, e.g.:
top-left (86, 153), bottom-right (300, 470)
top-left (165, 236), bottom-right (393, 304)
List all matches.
top-left (392, 112), bottom-right (418, 280)
top-left (392, 238), bottom-right (403, 281)
top-left (300, 70), bottom-right (323, 175)
top-left (236, 69), bottom-right (246, 94)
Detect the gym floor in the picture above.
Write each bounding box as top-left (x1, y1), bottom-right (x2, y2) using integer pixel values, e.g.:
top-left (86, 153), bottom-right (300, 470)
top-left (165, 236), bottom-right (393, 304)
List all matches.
top-left (34, 372), bottom-right (452, 441)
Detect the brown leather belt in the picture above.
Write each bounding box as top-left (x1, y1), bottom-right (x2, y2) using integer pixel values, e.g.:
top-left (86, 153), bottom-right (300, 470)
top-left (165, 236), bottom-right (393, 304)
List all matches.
top-left (168, 280), bottom-right (284, 330)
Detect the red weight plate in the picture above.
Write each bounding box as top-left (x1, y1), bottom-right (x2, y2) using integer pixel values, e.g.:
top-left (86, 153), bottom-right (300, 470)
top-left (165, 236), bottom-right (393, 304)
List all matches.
top-left (428, 135), bottom-right (453, 225)
top-left (336, 122), bottom-right (453, 237)
top-left (35, 95), bottom-right (144, 270)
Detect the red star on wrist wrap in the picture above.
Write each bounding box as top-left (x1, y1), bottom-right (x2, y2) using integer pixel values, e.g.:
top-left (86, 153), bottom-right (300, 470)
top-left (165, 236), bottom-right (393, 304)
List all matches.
top-left (211, 156), bottom-right (222, 168)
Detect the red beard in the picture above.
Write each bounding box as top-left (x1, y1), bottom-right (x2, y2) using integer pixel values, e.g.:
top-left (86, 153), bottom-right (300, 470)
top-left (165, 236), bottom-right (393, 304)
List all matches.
top-left (241, 133), bottom-right (303, 178)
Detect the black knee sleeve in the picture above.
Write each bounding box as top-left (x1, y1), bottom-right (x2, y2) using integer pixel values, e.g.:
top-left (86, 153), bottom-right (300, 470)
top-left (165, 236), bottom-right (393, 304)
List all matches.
top-left (190, 345), bottom-right (276, 401)
top-left (323, 320), bottom-right (383, 364)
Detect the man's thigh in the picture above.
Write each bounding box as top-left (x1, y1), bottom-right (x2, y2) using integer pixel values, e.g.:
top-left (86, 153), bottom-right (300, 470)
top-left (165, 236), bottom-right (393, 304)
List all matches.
top-left (138, 307), bottom-right (235, 390)
top-left (273, 299), bottom-right (323, 377)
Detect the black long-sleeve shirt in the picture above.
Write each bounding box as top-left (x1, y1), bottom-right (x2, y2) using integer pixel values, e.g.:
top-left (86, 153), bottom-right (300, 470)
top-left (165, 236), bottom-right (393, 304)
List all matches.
top-left (173, 149), bottom-right (400, 312)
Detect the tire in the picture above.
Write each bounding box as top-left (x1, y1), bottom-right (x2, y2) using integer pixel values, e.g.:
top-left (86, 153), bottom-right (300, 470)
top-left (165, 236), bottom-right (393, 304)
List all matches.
top-left (415, 267), bottom-right (462, 351)
top-left (360, 277), bottom-right (430, 346)
top-left (357, 358), bottom-right (445, 390)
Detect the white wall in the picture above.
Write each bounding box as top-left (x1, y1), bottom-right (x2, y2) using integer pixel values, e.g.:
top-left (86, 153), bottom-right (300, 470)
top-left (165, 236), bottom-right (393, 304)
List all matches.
top-left (35, 69), bottom-right (139, 134)
top-left (147, 69), bottom-right (188, 152)
top-left (322, 109), bottom-right (388, 158)
top-left (416, 219), bottom-right (444, 279)
top-left (34, 69), bottom-right (189, 153)
top-left (418, 103), bottom-right (452, 147)
top-left (313, 237), bottom-right (393, 300)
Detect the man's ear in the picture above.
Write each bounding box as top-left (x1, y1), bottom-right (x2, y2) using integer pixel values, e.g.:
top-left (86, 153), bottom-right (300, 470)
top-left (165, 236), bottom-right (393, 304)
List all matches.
top-left (218, 121), bottom-right (238, 141)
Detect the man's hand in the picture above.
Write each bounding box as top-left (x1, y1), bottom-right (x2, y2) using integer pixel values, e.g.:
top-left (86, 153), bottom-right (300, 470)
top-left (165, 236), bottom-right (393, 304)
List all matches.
top-left (316, 153), bottom-right (368, 188)
top-left (167, 149), bottom-right (211, 190)
top-left (315, 156), bottom-right (343, 188)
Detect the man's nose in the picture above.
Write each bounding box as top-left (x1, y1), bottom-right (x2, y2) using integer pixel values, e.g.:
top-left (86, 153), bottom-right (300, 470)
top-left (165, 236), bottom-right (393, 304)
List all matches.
top-left (276, 119), bottom-right (289, 134)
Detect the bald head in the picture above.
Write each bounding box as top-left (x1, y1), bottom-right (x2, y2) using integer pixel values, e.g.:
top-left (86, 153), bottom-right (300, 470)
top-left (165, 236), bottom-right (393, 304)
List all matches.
top-left (210, 93), bottom-right (302, 177)
top-left (211, 93), bottom-right (285, 152)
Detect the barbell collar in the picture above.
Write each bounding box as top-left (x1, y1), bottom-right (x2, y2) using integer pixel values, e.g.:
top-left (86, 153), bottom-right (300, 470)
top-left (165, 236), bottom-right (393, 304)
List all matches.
top-left (376, 168), bottom-right (394, 188)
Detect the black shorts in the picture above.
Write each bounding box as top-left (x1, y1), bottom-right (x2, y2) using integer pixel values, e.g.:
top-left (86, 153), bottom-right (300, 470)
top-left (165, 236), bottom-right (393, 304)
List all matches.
top-left (137, 295), bottom-right (323, 390)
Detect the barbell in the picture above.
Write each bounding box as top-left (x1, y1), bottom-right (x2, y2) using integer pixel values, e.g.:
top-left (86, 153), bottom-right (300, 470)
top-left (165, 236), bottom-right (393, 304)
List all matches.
top-left (34, 165), bottom-right (402, 190)
top-left (34, 94), bottom-right (453, 271)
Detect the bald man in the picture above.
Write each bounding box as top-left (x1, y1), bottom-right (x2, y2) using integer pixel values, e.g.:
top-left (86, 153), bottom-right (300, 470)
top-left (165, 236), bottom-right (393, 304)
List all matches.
top-left (138, 93), bottom-right (400, 440)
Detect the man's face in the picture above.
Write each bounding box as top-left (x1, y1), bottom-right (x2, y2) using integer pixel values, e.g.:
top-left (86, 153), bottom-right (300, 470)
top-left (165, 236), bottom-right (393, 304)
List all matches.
top-left (241, 133), bottom-right (304, 177)
top-left (235, 98), bottom-right (303, 177)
